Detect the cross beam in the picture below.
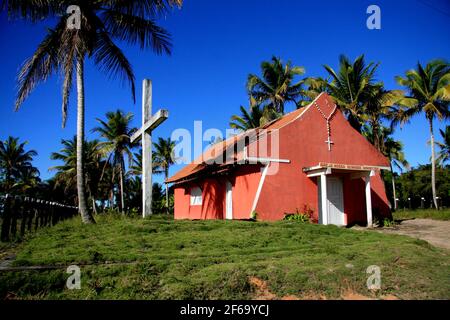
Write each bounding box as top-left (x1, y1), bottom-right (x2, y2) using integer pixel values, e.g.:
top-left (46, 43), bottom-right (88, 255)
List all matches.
top-left (130, 109), bottom-right (169, 143)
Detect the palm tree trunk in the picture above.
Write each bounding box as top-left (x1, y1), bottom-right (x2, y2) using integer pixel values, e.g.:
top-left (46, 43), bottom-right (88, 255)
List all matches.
top-left (373, 121), bottom-right (380, 152)
top-left (76, 58), bottom-right (95, 224)
top-left (429, 119), bottom-right (438, 209)
top-left (165, 167), bottom-right (169, 214)
top-left (119, 162), bottom-right (125, 213)
top-left (390, 161), bottom-right (397, 210)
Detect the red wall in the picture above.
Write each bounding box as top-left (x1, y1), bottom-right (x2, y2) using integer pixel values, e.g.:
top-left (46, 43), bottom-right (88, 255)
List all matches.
top-left (174, 165), bottom-right (262, 220)
top-left (254, 94), bottom-right (390, 223)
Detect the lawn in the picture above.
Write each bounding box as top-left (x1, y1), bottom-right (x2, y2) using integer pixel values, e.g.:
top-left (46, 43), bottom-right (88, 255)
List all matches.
top-left (0, 214), bottom-right (449, 300)
top-left (393, 208), bottom-right (450, 221)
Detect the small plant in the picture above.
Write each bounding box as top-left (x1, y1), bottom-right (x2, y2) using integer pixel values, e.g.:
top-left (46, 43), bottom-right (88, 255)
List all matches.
top-left (283, 205), bottom-right (315, 223)
top-left (382, 218), bottom-right (396, 228)
top-left (374, 217), bottom-right (396, 228)
top-left (250, 211), bottom-right (258, 221)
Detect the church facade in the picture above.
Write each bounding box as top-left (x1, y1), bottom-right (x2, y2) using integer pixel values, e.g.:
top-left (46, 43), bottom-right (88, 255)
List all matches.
top-left (167, 93), bottom-right (391, 226)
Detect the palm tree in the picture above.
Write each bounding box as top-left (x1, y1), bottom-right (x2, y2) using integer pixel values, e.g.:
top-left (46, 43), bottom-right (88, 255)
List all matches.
top-left (365, 126), bottom-right (410, 210)
top-left (395, 60), bottom-right (450, 209)
top-left (130, 149), bottom-right (143, 176)
top-left (50, 136), bottom-right (104, 212)
top-left (323, 55), bottom-right (379, 132)
top-left (92, 110), bottom-right (136, 212)
top-left (298, 76), bottom-right (331, 107)
top-left (363, 85), bottom-right (405, 151)
top-left (153, 137), bottom-right (176, 214)
top-left (247, 56), bottom-right (305, 115)
top-left (13, 166), bottom-right (41, 195)
top-left (7, 0), bottom-right (182, 223)
top-left (437, 126), bottom-right (450, 165)
top-left (230, 96), bottom-right (265, 130)
top-left (0, 136), bottom-right (38, 193)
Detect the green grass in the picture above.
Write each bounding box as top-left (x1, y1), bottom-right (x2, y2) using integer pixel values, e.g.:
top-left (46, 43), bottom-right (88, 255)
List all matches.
top-left (393, 208), bottom-right (450, 221)
top-left (0, 214), bottom-right (449, 299)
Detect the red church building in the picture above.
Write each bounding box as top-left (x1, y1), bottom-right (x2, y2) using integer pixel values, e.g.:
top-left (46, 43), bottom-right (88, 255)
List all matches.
top-left (167, 93), bottom-right (391, 226)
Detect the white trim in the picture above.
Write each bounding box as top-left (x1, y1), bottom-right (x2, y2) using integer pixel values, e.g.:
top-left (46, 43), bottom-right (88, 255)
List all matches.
top-left (250, 164), bottom-right (269, 216)
top-left (320, 173), bottom-right (328, 225)
top-left (245, 156), bottom-right (290, 164)
top-left (365, 173), bottom-right (373, 227)
top-left (243, 146), bottom-right (290, 164)
top-left (304, 164), bottom-right (390, 172)
top-left (225, 180), bottom-right (233, 220)
top-left (306, 168), bottom-right (331, 178)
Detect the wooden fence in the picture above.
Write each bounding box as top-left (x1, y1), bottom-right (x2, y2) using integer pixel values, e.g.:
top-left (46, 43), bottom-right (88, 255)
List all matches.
top-left (0, 194), bottom-right (78, 242)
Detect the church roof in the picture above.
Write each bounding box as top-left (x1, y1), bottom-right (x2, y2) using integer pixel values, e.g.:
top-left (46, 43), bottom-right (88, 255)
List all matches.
top-left (165, 94), bottom-right (314, 184)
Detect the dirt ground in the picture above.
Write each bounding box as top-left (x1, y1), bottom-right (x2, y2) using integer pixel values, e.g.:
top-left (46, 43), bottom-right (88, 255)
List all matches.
top-left (376, 218), bottom-right (450, 250)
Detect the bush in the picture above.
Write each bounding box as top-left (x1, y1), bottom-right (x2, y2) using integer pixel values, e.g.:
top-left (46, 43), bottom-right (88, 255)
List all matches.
top-left (283, 205), bottom-right (315, 223)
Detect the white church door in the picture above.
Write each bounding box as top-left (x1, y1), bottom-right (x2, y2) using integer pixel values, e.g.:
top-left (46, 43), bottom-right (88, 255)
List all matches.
top-left (327, 177), bottom-right (345, 226)
top-left (225, 181), bottom-right (233, 220)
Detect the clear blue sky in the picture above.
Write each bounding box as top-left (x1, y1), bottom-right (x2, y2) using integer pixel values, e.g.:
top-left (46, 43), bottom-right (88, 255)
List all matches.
top-left (0, 0), bottom-right (449, 183)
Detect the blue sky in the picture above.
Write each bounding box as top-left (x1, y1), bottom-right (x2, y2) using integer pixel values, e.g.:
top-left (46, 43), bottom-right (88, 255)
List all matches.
top-left (0, 0), bottom-right (449, 183)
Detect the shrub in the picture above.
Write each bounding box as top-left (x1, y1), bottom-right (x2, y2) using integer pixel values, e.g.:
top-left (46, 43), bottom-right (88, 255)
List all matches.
top-left (283, 205), bottom-right (315, 223)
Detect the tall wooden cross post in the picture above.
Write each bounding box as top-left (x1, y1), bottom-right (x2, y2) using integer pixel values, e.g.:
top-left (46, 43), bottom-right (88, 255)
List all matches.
top-left (130, 79), bottom-right (169, 218)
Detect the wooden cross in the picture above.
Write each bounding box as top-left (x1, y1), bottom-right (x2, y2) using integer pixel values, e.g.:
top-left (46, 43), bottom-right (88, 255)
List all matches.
top-left (130, 79), bottom-right (168, 218)
top-left (325, 136), bottom-right (334, 151)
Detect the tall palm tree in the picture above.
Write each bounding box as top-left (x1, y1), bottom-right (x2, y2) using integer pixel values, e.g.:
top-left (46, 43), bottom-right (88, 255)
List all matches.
top-left (247, 56), bottom-right (305, 115)
top-left (230, 96), bottom-right (265, 130)
top-left (92, 110), bottom-right (136, 212)
top-left (363, 85), bottom-right (405, 151)
top-left (323, 55), bottom-right (379, 132)
top-left (365, 126), bottom-right (410, 210)
top-left (6, 0), bottom-right (182, 223)
top-left (437, 126), bottom-right (450, 165)
top-left (50, 136), bottom-right (103, 211)
top-left (0, 136), bottom-right (38, 193)
top-left (153, 137), bottom-right (176, 214)
top-left (395, 60), bottom-right (450, 209)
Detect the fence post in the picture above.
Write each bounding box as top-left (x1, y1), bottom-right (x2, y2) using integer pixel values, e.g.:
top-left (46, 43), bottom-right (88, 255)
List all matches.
top-left (19, 197), bottom-right (28, 237)
top-left (1, 195), bottom-right (12, 241)
top-left (10, 196), bottom-right (20, 239)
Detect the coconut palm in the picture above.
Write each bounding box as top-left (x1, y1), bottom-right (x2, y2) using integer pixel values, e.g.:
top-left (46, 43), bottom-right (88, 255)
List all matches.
top-left (437, 126), bottom-right (450, 165)
top-left (395, 60), bottom-right (450, 209)
top-left (6, 0), bottom-right (182, 223)
top-left (130, 149), bottom-right (143, 176)
top-left (92, 110), bottom-right (136, 212)
top-left (363, 86), bottom-right (406, 151)
top-left (298, 77), bottom-right (330, 106)
top-left (13, 166), bottom-right (41, 195)
top-left (323, 55), bottom-right (380, 132)
top-left (230, 96), bottom-right (265, 130)
top-left (153, 137), bottom-right (176, 214)
top-left (247, 56), bottom-right (306, 115)
top-left (0, 136), bottom-right (38, 193)
top-left (365, 126), bottom-right (410, 210)
top-left (50, 136), bottom-right (104, 212)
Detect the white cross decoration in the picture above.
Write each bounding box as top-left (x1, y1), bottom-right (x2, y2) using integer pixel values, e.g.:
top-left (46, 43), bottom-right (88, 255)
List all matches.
top-left (130, 79), bottom-right (168, 218)
top-left (325, 136), bottom-right (334, 151)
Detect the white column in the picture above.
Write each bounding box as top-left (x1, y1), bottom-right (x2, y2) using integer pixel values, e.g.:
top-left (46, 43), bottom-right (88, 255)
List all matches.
top-left (320, 173), bottom-right (328, 225)
top-left (365, 173), bottom-right (373, 227)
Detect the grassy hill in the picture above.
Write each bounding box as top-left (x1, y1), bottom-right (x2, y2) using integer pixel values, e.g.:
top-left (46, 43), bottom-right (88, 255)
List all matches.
top-left (0, 214), bottom-right (449, 299)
